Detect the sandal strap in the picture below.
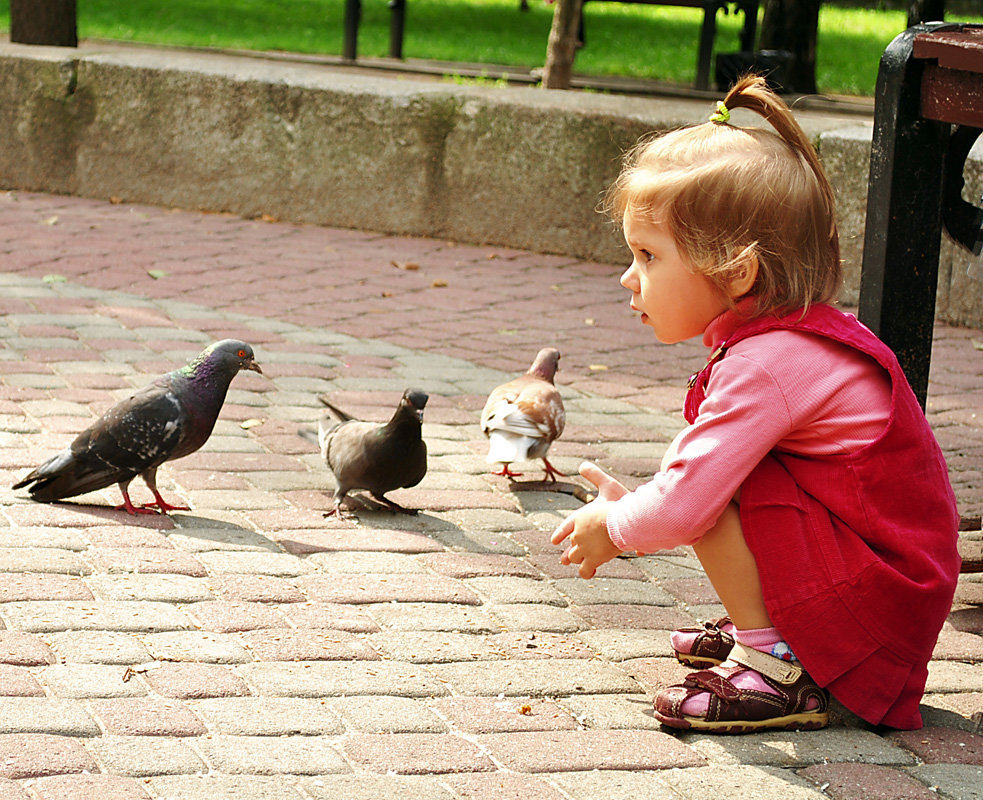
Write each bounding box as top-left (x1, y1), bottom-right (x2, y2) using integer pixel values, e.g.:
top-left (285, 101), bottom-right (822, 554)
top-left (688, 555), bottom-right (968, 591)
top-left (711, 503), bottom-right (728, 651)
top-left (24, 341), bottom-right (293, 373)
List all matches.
top-left (727, 642), bottom-right (803, 685)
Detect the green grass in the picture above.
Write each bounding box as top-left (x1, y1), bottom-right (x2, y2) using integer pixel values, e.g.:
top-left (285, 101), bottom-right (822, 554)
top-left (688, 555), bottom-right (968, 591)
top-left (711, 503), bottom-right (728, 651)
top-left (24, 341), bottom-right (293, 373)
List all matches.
top-left (1, 0), bottom-right (981, 96)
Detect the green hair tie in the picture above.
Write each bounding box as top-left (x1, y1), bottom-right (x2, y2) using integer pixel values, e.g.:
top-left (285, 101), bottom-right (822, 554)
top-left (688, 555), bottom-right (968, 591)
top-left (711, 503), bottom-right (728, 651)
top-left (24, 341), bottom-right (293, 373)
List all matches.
top-left (709, 101), bottom-right (730, 124)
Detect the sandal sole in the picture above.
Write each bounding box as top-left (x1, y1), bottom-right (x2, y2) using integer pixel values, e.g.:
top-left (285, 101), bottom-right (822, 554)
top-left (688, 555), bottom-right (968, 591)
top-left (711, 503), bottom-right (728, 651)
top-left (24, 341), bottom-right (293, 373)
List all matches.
top-left (653, 708), bottom-right (829, 734)
top-left (675, 652), bottom-right (724, 669)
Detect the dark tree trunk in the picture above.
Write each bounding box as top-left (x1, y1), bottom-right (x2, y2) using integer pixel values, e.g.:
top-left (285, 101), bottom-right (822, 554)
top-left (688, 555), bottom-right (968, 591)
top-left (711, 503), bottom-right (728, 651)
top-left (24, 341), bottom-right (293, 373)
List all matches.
top-left (908, 0), bottom-right (946, 26)
top-left (758, 0), bottom-right (819, 95)
top-left (542, 0), bottom-right (584, 90)
top-left (10, 0), bottom-right (78, 47)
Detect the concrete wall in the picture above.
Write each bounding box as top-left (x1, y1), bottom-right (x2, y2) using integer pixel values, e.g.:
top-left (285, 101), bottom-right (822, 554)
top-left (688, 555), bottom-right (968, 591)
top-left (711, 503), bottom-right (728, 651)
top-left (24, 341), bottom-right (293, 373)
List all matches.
top-left (1, 41), bottom-right (980, 328)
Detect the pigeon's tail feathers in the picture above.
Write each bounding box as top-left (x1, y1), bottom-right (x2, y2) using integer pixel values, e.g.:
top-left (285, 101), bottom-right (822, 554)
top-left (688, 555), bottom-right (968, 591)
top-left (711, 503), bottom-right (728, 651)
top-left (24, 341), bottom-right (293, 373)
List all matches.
top-left (12, 447), bottom-right (123, 502)
top-left (486, 430), bottom-right (538, 465)
top-left (318, 395), bottom-right (354, 425)
top-left (482, 401), bottom-right (549, 439)
top-left (316, 416), bottom-right (337, 458)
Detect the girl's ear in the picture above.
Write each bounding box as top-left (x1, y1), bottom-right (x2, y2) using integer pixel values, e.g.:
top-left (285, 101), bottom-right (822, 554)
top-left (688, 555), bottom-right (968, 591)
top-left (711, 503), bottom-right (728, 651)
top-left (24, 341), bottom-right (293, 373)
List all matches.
top-left (729, 254), bottom-right (759, 299)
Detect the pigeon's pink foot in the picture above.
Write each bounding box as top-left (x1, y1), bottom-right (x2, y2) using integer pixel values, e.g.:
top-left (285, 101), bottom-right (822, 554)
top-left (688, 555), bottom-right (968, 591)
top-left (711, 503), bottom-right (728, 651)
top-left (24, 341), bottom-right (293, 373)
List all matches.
top-left (542, 458), bottom-right (566, 482)
top-left (116, 493), bottom-right (159, 515)
top-left (492, 465), bottom-right (523, 479)
top-left (142, 492), bottom-right (190, 513)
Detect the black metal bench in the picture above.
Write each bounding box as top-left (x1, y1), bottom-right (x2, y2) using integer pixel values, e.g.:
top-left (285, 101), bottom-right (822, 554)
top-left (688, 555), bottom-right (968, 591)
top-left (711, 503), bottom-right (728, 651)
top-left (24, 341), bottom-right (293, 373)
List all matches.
top-left (858, 22), bottom-right (983, 409)
top-left (342, 0), bottom-right (759, 91)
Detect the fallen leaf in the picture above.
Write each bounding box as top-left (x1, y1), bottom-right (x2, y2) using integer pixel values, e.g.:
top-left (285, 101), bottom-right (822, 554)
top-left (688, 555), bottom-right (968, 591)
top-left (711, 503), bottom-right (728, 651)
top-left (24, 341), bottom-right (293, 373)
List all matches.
top-left (517, 704), bottom-right (533, 715)
top-left (240, 418), bottom-right (264, 430)
top-left (588, 364), bottom-right (608, 371)
top-left (486, 252), bottom-right (499, 260)
top-left (381, 291), bottom-right (393, 298)
top-left (43, 215), bottom-right (58, 226)
top-left (109, 196), bottom-right (123, 204)
top-left (260, 213), bottom-right (279, 223)
top-left (431, 279), bottom-right (448, 288)
top-left (584, 318), bottom-right (595, 326)
top-left (972, 339), bottom-right (983, 351)
top-left (391, 260), bottom-right (420, 271)
top-left (42, 274), bottom-right (67, 284)
top-left (147, 269), bottom-right (167, 280)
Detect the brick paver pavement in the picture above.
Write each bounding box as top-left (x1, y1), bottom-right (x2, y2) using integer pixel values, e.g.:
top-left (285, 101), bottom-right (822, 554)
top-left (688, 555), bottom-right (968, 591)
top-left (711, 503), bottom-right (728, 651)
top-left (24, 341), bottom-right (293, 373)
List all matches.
top-left (0, 188), bottom-right (981, 799)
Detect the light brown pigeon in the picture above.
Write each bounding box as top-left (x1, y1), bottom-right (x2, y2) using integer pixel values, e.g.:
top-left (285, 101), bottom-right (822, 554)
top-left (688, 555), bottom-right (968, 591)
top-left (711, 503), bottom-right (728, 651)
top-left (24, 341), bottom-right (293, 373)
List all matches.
top-left (480, 347), bottom-right (565, 481)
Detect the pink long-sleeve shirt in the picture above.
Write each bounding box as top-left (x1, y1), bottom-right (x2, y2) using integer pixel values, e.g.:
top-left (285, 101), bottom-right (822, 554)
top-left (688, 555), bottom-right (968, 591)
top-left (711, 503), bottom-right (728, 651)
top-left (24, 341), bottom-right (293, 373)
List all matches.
top-left (606, 308), bottom-right (894, 554)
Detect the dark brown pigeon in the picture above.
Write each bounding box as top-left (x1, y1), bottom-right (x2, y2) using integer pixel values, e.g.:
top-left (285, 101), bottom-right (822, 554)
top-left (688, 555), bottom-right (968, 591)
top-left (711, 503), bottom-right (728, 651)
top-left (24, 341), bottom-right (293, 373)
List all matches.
top-left (13, 339), bottom-right (262, 515)
top-left (317, 389), bottom-right (428, 516)
top-left (480, 347), bottom-right (566, 481)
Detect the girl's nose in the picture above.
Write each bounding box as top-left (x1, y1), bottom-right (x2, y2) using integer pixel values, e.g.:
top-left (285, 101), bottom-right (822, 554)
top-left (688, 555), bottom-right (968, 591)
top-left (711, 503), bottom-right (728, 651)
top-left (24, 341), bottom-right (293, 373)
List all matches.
top-left (620, 262), bottom-right (637, 290)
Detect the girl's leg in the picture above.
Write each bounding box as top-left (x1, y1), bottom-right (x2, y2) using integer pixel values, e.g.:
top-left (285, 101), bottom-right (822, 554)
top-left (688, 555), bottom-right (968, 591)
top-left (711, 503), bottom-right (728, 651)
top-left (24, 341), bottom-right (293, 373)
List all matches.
top-left (692, 500), bottom-right (772, 630)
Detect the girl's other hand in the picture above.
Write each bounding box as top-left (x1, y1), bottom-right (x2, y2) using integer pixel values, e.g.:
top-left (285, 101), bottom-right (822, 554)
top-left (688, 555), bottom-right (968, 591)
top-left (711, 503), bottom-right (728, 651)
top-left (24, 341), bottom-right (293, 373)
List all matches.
top-left (551, 462), bottom-right (630, 578)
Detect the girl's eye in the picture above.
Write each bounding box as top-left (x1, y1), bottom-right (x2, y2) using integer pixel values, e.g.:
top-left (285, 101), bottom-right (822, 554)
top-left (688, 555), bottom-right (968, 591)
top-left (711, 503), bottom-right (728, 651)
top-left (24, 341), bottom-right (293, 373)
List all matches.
top-left (641, 250), bottom-right (655, 263)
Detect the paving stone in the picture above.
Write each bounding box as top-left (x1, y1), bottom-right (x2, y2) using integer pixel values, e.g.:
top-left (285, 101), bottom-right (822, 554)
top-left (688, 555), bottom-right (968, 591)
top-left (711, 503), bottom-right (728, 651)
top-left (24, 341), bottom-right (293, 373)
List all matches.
top-left (344, 732), bottom-right (495, 774)
top-left (208, 574), bottom-right (306, 603)
top-left (0, 529), bottom-right (86, 551)
top-left (908, 764), bottom-right (983, 800)
top-left (188, 697), bottom-right (344, 736)
top-left (237, 628), bottom-right (379, 661)
top-left (0, 632), bottom-right (57, 666)
top-left (688, 727), bottom-right (915, 768)
top-left (0, 734), bottom-right (98, 779)
top-left (797, 763), bottom-right (939, 800)
top-left (0, 777), bottom-right (30, 800)
top-left (299, 774), bottom-right (455, 800)
top-left (576, 628), bottom-right (675, 661)
top-left (0, 699), bottom-right (100, 736)
top-left (559, 693), bottom-right (665, 730)
top-left (29, 773), bottom-right (152, 800)
top-left (926, 660), bottom-right (983, 693)
top-left (280, 602), bottom-right (380, 632)
top-left (40, 664), bottom-right (146, 699)
top-left (661, 765), bottom-right (827, 799)
top-left (429, 659), bottom-right (640, 696)
top-left (148, 775), bottom-right (308, 800)
top-left (306, 550), bottom-right (427, 574)
top-left (140, 661), bottom-right (251, 699)
top-left (1, 601), bottom-right (192, 633)
top-left (0, 573), bottom-right (93, 602)
top-left (85, 573), bottom-right (214, 602)
top-left (441, 772), bottom-right (569, 800)
top-left (90, 698), bottom-right (207, 736)
top-left (554, 577), bottom-right (675, 606)
top-left (366, 602), bottom-right (498, 633)
top-left (329, 696), bottom-right (449, 734)
top-left (430, 697), bottom-right (579, 734)
top-left (548, 770), bottom-right (685, 800)
top-left (367, 631), bottom-right (503, 663)
top-left (165, 526), bottom-right (281, 553)
top-left (487, 631), bottom-right (595, 659)
top-left (573, 604), bottom-right (694, 630)
top-left (299, 573), bottom-right (481, 605)
top-left (236, 661), bottom-right (448, 698)
top-left (486, 604), bottom-right (585, 633)
top-left (889, 726), bottom-right (983, 764)
top-left (196, 735), bottom-right (349, 775)
top-left (140, 631), bottom-right (254, 664)
top-left (0, 666), bottom-right (44, 697)
top-left (45, 632), bottom-right (152, 665)
top-left (478, 729), bottom-right (705, 772)
top-left (186, 600), bottom-right (289, 632)
top-left (464, 576), bottom-right (567, 605)
top-left (417, 552), bottom-right (544, 579)
top-left (0, 548), bottom-right (90, 575)
top-left (195, 550), bottom-right (314, 576)
top-left (272, 528), bottom-right (443, 555)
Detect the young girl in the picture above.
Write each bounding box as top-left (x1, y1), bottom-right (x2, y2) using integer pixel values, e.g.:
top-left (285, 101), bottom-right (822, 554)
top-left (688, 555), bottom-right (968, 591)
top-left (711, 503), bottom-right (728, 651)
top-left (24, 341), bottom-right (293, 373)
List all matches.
top-left (551, 75), bottom-right (961, 734)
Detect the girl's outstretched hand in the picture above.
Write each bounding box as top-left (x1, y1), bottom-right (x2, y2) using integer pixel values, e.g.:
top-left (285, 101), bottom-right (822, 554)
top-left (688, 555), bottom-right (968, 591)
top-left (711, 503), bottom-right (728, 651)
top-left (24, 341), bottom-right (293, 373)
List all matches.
top-left (551, 462), bottom-right (630, 579)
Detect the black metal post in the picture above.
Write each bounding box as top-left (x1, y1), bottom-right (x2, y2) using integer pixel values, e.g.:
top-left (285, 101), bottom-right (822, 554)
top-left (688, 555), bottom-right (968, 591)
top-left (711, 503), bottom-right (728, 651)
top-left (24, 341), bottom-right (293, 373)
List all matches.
top-left (388, 0), bottom-right (407, 60)
top-left (343, 0), bottom-right (361, 61)
top-left (858, 23), bottom-right (953, 408)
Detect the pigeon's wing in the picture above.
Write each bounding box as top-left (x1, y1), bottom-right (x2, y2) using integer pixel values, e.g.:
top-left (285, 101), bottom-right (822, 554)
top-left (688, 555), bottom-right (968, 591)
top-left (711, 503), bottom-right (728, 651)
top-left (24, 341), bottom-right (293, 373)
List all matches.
top-left (323, 420), bottom-right (383, 491)
top-left (16, 381), bottom-right (188, 501)
top-left (513, 383), bottom-right (565, 442)
top-left (482, 399), bottom-right (552, 438)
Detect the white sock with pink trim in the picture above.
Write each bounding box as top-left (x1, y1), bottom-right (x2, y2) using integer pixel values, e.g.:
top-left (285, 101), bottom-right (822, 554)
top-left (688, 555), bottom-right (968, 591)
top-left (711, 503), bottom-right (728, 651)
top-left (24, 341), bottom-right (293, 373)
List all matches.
top-left (669, 619), bottom-right (736, 656)
top-left (678, 626), bottom-right (798, 717)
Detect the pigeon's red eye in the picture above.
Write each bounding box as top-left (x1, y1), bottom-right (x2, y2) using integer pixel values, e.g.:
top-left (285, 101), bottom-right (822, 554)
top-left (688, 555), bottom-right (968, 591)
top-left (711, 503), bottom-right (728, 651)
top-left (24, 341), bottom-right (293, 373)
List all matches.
top-left (238, 350), bottom-right (246, 358)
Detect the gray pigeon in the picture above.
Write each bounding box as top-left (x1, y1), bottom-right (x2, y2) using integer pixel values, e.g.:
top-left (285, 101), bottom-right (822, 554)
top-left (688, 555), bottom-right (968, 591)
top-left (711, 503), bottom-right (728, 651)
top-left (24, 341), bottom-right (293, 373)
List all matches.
top-left (317, 389), bottom-right (428, 516)
top-left (481, 347), bottom-right (565, 481)
top-left (13, 339), bottom-right (262, 515)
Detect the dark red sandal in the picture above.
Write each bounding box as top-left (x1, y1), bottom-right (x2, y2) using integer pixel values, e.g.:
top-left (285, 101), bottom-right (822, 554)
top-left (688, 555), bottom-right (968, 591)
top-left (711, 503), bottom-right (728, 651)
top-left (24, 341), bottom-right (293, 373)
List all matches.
top-left (673, 616), bottom-right (735, 669)
top-left (653, 642), bottom-right (830, 734)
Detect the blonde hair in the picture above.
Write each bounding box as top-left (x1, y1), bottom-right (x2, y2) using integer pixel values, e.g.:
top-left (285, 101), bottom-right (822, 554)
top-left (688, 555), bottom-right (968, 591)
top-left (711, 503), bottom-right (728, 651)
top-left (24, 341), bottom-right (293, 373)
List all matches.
top-left (606, 75), bottom-right (841, 319)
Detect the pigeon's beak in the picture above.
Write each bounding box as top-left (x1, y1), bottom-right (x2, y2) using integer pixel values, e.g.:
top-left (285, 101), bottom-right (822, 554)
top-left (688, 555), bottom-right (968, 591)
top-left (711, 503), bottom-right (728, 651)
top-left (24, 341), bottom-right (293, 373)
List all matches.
top-left (245, 359), bottom-right (263, 375)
